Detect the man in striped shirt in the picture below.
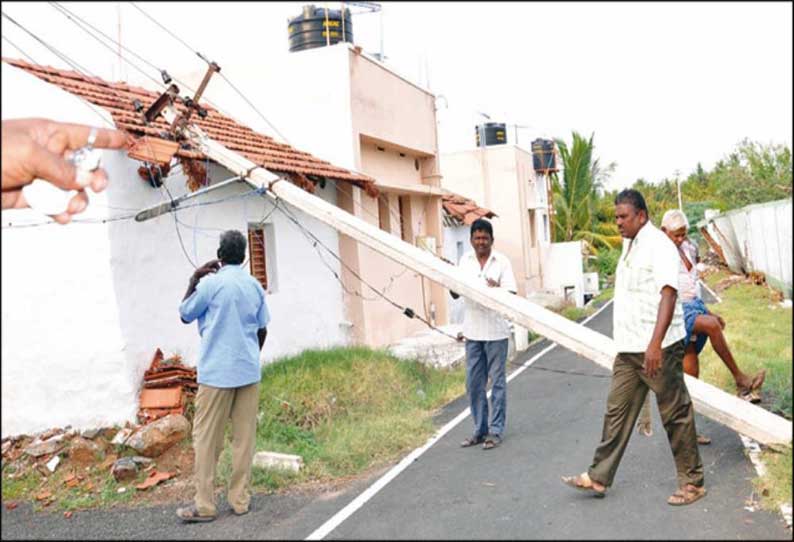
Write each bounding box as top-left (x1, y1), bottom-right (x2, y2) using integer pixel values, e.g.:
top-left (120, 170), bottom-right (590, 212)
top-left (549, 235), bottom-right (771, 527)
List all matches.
top-left (562, 189), bottom-right (705, 506)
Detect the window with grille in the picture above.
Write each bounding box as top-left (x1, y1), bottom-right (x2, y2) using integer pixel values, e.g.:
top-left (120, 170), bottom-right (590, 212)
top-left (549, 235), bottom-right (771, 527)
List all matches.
top-left (248, 227), bottom-right (268, 290)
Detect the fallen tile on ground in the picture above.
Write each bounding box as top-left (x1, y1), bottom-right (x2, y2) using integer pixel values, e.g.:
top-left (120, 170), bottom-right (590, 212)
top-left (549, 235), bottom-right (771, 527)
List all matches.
top-left (135, 470), bottom-right (175, 490)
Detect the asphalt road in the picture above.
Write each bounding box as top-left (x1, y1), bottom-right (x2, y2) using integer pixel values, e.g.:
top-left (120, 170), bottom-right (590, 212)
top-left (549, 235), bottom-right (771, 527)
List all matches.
top-left (2, 303), bottom-right (790, 540)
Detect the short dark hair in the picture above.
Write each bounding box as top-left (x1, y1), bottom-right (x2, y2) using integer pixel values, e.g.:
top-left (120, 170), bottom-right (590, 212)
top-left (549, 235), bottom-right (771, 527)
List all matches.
top-left (614, 189), bottom-right (648, 216)
top-left (470, 218), bottom-right (494, 239)
top-left (218, 230), bottom-right (247, 265)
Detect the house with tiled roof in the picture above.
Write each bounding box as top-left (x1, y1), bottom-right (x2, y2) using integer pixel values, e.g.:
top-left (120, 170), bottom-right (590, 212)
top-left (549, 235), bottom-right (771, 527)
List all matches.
top-left (0, 56), bottom-right (393, 436)
top-left (177, 42), bottom-right (450, 348)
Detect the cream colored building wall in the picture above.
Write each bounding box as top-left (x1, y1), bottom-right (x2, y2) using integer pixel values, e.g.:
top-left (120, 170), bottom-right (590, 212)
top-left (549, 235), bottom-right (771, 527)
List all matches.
top-left (441, 146), bottom-right (530, 296)
top-left (183, 43), bottom-right (448, 348)
top-left (345, 47), bottom-right (447, 347)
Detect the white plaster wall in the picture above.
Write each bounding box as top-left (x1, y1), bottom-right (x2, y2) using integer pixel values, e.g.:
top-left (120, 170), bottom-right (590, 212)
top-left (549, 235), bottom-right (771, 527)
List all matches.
top-left (442, 225), bottom-right (470, 323)
top-left (1, 63), bottom-right (348, 437)
top-left (1, 63), bottom-right (132, 437)
top-left (103, 158), bottom-right (349, 369)
top-left (544, 241), bottom-right (586, 308)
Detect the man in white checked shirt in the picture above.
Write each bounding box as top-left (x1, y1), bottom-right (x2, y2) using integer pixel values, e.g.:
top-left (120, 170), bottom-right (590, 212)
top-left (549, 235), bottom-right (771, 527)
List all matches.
top-left (452, 218), bottom-right (517, 451)
top-left (562, 189), bottom-right (705, 506)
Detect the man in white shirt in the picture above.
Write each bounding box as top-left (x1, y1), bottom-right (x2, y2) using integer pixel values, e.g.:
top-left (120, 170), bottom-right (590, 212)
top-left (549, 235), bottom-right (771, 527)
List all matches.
top-left (562, 189), bottom-right (705, 506)
top-left (452, 218), bottom-right (517, 450)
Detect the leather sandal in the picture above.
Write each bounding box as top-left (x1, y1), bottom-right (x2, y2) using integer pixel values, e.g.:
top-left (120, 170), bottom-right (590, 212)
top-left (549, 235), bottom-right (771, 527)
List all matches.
top-left (460, 435), bottom-right (484, 448)
top-left (561, 473), bottom-right (606, 498)
top-left (176, 504), bottom-right (216, 523)
top-left (667, 485), bottom-right (707, 506)
top-left (483, 435), bottom-right (502, 450)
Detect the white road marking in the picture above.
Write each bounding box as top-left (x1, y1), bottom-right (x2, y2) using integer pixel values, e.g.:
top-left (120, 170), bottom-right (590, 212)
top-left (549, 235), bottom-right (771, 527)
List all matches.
top-left (305, 300), bottom-right (614, 540)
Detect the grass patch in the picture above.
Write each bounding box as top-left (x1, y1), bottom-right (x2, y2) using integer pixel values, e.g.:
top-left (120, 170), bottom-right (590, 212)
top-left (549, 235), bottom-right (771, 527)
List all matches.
top-left (753, 447), bottom-right (793, 512)
top-left (2, 469), bottom-right (41, 500)
top-left (700, 270), bottom-right (792, 512)
top-left (700, 271), bottom-right (792, 419)
top-left (215, 346), bottom-right (465, 492)
top-left (1, 459), bottom-right (138, 512)
top-left (555, 288), bottom-right (615, 323)
top-left (593, 287), bottom-right (614, 306)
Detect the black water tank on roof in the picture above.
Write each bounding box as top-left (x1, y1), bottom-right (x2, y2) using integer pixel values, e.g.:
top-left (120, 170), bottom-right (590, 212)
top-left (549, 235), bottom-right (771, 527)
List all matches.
top-left (288, 5), bottom-right (353, 53)
top-left (532, 138), bottom-right (556, 172)
top-left (475, 123), bottom-right (507, 147)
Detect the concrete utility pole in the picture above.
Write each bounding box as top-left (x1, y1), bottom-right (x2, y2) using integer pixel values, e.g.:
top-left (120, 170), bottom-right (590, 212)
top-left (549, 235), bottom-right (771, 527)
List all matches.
top-left (145, 106), bottom-right (791, 447)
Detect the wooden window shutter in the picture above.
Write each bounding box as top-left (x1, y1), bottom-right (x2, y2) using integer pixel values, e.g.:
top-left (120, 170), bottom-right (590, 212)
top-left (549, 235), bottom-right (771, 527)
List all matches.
top-left (248, 227), bottom-right (268, 289)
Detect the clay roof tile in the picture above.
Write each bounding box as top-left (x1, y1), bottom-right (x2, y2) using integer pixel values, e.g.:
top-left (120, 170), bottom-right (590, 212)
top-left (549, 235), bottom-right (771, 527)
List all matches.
top-left (3, 57), bottom-right (377, 196)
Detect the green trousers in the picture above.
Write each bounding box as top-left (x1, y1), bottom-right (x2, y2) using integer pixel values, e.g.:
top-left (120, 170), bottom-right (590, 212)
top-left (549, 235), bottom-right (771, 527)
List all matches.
top-left (192, 382), bottom-right (260, 516)
top-left (588, 340), bottom-right (704, 489)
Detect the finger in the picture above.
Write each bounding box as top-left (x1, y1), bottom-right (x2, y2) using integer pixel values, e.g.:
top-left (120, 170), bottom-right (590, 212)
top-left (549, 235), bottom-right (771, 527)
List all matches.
top-left (67, 190), bottom-right (89, 215)
top-left (1, 189), bottom-right (25, 210)
top-left (45, 122), bottom-right (130, 152)
top-left (51, 211), bottom-right (72, 224)
top-left (86, 169), bottom-right (109, 193)
top-left (26, 144), bottom-right (79, 190)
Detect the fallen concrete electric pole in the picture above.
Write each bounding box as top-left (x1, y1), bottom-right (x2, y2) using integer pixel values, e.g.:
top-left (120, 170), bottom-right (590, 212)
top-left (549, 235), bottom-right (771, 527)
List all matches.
top-left (167, 118), bottom-right (791, 447)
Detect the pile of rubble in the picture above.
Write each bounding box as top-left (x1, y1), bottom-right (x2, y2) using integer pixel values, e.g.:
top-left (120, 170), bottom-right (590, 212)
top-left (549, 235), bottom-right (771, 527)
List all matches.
top-left (138, 348), bottom-right (197, 424)
top-left (1, 349), bottom-right (197, 506)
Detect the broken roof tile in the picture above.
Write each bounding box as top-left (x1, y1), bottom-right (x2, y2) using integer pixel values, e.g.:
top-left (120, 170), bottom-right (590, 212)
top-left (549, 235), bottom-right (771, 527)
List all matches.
top-left (3, 57), bottom-right (377, 196)
top-left (441, 192), bottom-right (496, 226)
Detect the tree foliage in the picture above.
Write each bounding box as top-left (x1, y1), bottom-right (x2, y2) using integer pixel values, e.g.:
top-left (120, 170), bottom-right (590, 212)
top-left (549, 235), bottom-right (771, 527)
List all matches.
top-left (564, 137), bottom-right (791, 279)
top-left (551, 132), bottom-right (620, 250)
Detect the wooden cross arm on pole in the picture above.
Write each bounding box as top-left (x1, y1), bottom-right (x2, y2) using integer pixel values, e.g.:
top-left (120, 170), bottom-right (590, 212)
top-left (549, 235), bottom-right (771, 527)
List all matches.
top-left (173, 117), bottom-right (792, 447)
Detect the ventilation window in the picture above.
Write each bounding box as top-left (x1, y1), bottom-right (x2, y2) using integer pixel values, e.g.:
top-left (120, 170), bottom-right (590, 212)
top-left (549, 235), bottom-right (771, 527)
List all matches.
top-left (247, 227), bottom-right (268, 290)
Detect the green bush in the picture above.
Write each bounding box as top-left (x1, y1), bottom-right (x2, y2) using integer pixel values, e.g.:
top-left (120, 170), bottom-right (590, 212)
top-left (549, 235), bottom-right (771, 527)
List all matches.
top-left (594, 248), bottom-right (621, 279)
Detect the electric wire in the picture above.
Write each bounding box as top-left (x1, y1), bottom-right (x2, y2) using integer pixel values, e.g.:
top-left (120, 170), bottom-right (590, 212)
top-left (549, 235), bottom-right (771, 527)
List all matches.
top-left (118, 0), bottom-right (411, 231)
top-left (48, 2), bottom-right (164, 89)
top-left (5, 8), bottom-right (457, 342)
top-left (127, 1), bottom-right (200, 59)
top-left (1, 33), bottom-right (37, 63)
top-left (276, 201), bottom-right (458, 339)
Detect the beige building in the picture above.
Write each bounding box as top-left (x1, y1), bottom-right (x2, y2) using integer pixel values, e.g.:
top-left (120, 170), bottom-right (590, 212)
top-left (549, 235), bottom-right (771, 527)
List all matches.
top-left (184, 42), bottom-right (448, 348)
top-left (441, 145), bottom-right (554, 297)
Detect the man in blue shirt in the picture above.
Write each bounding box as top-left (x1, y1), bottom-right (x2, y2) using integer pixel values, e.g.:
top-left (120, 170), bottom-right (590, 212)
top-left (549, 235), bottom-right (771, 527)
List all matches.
top-left (176, 230), bottom-right (270, 523)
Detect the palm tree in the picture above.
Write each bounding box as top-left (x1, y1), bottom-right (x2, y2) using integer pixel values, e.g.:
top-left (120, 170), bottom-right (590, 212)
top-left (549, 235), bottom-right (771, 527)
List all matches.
top-left (551, 131), bottom-right (621, 251)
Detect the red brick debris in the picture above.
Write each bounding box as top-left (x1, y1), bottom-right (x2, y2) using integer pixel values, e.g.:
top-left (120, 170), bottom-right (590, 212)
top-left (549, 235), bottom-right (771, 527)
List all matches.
top-left (137, 349), bottom-right (197, 424)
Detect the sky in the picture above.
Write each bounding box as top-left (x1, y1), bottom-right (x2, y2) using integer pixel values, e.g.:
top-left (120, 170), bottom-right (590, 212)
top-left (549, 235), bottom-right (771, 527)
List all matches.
top-left (2, 1), bottom-right (792, 191)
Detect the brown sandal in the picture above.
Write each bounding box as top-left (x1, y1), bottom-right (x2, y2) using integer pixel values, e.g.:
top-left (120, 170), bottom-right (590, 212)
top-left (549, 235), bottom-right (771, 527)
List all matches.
top-left (697, 434), bottom-right (712, 445)
top-left (667, 485), bottom-right (707, 506)
top-left (460, 435), bottom-right (484, 448)
top-left (561, 473), bottom-right (606, 498)
top-left (176, 505), bottom-right (216, 523)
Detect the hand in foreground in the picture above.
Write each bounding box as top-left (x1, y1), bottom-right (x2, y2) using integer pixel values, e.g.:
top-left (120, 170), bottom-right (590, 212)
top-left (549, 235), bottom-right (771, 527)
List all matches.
top-left (486, 277), bottom-right (500, 288)
top-left (1, 118), bottom-right (130, 223)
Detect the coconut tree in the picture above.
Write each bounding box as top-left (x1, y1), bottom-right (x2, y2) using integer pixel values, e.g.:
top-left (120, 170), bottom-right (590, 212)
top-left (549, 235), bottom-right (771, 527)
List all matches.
top-left (551, 131), bottom-right (621, 250)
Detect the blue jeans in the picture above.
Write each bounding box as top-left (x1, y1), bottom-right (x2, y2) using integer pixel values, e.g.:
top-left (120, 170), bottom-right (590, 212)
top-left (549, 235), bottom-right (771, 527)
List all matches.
top-left (465, 339), bottom-right (509, 438)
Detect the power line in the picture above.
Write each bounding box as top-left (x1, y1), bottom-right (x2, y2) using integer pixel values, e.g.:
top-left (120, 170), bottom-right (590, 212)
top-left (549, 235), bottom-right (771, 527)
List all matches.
top-left (5, 6), bottom-right (451, 338)
top-left (127, 1), bottom-right (200, 59)
top-left (48, 2), bottom-right (164, 89)
top-left (1, 33), bottom-right (37, 64)
top-left (120, 1), bottom-right (415, 236)
top-left (276, 201), bottom-right (457, 340)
